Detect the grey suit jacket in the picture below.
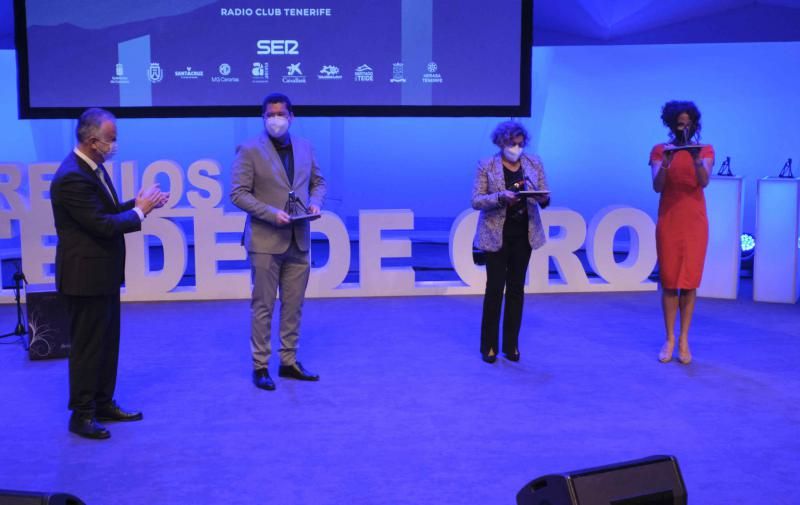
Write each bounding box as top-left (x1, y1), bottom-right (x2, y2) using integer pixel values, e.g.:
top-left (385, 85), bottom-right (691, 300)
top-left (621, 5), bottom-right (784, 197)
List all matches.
top-left (471, 153), bottom-right (549, 252)
top-left (230, 132), bottom-right (327, 254)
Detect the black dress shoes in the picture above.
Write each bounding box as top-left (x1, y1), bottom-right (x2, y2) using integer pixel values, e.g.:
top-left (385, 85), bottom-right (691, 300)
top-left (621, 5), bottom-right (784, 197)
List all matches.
top-left (481, 353), bottom-right (497, 364)
top-left (96, 401), bottom-right (143, 422)
top-left (69, 413), bottom-right (111, 440)
top-left (253, 368), bottom-right (276, 390)
top-left (504, 351), bottom-right (520, 362)
top-left (278, 362), bottom-right (320, 381)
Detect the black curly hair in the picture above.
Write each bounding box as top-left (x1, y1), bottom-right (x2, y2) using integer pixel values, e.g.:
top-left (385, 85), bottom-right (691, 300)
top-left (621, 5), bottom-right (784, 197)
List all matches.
top-left (660, 100), bottom-right (702, 143)
top-left (491, 121), bottom-right (529, 148)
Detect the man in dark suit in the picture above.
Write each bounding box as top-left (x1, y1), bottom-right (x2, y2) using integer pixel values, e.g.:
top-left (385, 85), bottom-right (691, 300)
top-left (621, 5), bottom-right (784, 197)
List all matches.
top-left (230, 93), bottom-right (326, 390)
top-left (50, 108), bottom-right (166, 439)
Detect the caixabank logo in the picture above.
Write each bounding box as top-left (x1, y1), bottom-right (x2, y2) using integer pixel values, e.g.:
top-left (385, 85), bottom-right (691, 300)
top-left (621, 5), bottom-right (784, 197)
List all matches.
top-left (282, 62), bottom-right (306, 83)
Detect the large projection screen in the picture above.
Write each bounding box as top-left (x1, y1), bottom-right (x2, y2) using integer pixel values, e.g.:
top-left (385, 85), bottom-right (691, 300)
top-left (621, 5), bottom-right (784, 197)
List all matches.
top-left (14, 0), bottom-right (532, 118)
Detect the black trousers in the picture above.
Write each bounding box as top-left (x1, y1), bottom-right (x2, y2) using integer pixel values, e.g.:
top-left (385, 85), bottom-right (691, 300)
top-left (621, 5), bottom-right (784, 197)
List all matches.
top-left (65, 293), bottom-right (121, 416)
top-left (480, 232), bottom-right (533, 355)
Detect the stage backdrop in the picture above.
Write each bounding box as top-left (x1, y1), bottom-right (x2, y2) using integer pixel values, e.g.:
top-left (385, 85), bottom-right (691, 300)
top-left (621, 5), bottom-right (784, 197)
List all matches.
top-left (2, 41), bottom-right (800, 302)
top-left (15, 0), bottom-right (530, 116)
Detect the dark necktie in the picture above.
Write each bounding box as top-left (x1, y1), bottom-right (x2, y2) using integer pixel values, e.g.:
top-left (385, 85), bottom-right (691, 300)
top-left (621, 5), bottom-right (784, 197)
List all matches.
top-left (96, 164), bottom-right (119, 208)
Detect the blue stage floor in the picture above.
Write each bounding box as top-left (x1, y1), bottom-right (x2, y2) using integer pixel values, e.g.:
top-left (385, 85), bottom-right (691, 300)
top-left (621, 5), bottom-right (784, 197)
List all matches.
top-left (1, 286), bottom-right (798, 504)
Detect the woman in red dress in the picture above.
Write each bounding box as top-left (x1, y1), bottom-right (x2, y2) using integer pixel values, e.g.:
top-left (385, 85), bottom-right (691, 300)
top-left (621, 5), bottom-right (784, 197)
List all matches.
top-left (650, 101), bottom-right (715, 365)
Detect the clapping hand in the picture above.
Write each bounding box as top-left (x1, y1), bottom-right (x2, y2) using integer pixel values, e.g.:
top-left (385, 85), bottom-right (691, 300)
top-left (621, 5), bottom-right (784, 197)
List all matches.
top-left (155, 192), bottom-right (170, 209)
top-left (135, 184), bottom-right (163, 215)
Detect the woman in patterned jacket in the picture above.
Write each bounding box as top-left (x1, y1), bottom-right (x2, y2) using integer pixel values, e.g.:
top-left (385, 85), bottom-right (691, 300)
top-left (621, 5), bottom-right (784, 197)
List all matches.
top-left (472, 121), bottom-right (550, 364)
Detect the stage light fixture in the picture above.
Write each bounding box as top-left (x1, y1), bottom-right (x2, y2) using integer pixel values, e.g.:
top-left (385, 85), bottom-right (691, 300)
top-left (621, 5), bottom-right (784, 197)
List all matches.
top-left (741, 233), bottom-right (755, 255)
top-left (740, 233), bottom-right (756, 274)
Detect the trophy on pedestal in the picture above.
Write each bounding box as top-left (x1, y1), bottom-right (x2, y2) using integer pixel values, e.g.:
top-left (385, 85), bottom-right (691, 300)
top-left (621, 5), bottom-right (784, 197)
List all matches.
top-left (284, 191), bottom-right (321, 222)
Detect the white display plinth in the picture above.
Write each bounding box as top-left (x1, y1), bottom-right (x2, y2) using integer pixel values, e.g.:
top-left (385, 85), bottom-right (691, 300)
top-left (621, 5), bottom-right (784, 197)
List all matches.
top-left (754, 177), bottom-right (800, 303)
top-left (698, 176), bottom-right (744, 299)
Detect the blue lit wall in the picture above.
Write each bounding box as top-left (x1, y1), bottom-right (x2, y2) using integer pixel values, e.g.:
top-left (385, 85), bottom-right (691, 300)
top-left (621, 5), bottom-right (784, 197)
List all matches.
top-left (534, 41), bottom-right (800, 232)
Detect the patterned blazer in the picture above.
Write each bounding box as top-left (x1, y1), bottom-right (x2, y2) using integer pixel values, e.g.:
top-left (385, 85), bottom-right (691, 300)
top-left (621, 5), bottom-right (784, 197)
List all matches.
top-left (471, 153), bottom-right (549, 252)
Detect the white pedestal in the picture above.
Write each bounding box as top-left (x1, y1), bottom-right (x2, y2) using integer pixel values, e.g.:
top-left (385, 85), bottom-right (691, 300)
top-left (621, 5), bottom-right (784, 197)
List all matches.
top-left (754, 177), bottom-right (800, 303)
top-left (699, 176), bottom-right (744, 299)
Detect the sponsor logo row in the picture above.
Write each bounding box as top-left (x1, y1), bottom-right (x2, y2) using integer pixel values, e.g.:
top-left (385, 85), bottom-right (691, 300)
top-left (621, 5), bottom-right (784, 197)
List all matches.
top-left (110, 62), bottom-right (444, 85)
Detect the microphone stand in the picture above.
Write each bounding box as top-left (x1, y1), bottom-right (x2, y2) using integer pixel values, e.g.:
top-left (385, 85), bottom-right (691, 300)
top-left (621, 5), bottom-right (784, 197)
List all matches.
top-left (1, 262), bottom-right (29, 350)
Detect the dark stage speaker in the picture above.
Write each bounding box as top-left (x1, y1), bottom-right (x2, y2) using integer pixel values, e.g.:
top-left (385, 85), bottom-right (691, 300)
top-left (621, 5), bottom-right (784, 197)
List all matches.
top-left (25, 287), bottom-right (71, 360)
top-left (0, 489), bottom-right (84, 505)
top-left (516, 455), bottom-right (687, 505)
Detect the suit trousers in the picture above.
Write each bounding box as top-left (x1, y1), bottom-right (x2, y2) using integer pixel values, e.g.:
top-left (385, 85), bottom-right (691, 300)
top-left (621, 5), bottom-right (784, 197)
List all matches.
top-left (480, 231), bottom-right (532, 355)
top-left (64, 293), bottom-right (121, 415)
top-left (249, 241), bottom-right (310, 369)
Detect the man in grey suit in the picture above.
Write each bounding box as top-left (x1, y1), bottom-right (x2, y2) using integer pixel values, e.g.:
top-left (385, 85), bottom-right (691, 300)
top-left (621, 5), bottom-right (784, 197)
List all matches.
top-left (230, 93), bottom-right (327, 390)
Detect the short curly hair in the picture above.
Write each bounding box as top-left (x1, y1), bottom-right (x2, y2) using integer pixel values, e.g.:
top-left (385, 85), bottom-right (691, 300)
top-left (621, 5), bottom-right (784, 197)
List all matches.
top-left (661, 100), bottom-right (702, 142)
top-left (491, 121), bottom-right (529, 148)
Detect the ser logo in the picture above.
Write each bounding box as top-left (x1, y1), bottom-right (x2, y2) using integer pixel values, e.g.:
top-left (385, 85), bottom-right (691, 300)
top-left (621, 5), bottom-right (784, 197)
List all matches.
top-left (256, 39), bottom-right (299, 55)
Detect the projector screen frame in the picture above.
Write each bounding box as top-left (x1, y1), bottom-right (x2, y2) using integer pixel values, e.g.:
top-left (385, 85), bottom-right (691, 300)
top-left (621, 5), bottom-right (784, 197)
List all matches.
top-left (14, 0), bottom-right (532, 119)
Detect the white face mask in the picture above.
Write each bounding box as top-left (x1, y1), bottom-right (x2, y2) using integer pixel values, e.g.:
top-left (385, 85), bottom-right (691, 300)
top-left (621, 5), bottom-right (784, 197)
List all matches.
top-left (96, 140), bottom-right (118, 161)
top-left (265, 116), bottom-right (290, 138)
top-left (503, 145), bottom-right (523, 162)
